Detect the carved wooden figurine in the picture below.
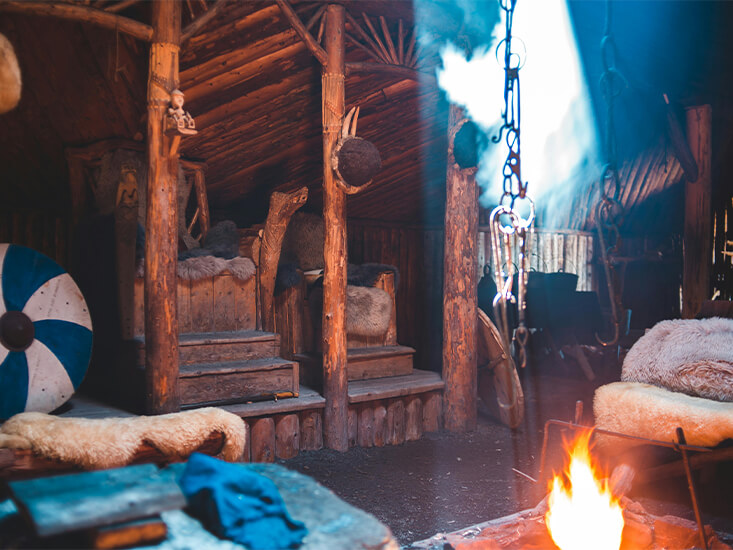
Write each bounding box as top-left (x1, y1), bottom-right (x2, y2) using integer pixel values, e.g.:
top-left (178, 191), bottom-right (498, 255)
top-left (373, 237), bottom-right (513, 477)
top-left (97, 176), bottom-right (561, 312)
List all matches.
top-left (166, 89), bottom-right (197, 136)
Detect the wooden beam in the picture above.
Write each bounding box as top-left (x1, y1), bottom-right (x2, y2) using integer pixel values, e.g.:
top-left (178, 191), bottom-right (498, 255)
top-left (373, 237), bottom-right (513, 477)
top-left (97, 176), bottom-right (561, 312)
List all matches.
top-left (275, 0), bottom-right (327, 66)
top-left (180, 0), bottom-right (228, 45)
top-left (442, 105), bottom-right (479, 432)
top-left (104, 0), bottom-right (142, 14)
top-left (682, 104), bottom-right (712, 318)
top-left (345, 61), bottom-right (431, 83)
top-left (145, 0), bottom-right (181, 414)
top-left (321, 3), bottom-right (348, 451)
top-left (0, 2), bottom-right (153, 42)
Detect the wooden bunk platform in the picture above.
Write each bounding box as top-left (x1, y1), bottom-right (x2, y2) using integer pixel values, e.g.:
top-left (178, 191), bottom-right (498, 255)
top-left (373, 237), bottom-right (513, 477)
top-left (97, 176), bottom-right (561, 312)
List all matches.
top-left (0, 370), bottom-right (444, 478)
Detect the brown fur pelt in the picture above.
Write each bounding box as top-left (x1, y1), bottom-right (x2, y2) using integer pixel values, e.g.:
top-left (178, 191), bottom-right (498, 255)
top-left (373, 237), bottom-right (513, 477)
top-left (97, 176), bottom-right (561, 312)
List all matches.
top-left (0, 408), bottom-right (246, 469)
top-left (280, 212), bottom-right (324, 271)
top-left (621, 317), bottom-right (733, 401)
top-left (594, 381), bottom-right (733, 447)
top-left (0, 33), bottom-right (21, 114)
top-left (309, 285), bottom-right (392, 337)
top-left (137, 255), bottom-right (255, 281)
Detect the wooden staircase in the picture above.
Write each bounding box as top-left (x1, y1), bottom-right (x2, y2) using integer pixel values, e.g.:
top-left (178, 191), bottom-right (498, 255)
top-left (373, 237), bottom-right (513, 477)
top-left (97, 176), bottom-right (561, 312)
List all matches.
top-left (132, 330), bottom-right (299, 408)
top-left (128, 271), bottom-right (299, 409)
top-left (295, 344), bottom-right (414, 388)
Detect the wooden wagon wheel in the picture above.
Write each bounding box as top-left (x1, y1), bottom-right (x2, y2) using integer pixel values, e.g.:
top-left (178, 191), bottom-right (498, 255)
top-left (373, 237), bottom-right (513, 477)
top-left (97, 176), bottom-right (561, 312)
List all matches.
top-left (477, 307), bottom-right (524, 428)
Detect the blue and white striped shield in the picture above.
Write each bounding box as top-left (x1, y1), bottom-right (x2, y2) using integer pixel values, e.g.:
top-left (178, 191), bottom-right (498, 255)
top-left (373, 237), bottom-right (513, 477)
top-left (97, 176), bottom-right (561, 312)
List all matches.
top-left (0, 244), bottom-right (93, 419)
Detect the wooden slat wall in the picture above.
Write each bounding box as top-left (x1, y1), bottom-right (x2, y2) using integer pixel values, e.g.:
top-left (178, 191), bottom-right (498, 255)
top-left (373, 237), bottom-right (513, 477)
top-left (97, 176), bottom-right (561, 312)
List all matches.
top-left (0, 210), bottom-right (71, 267)
top-left (478, 229), bottom-right (595, 292)
top-left (347, 220), bottom-right (444, 373)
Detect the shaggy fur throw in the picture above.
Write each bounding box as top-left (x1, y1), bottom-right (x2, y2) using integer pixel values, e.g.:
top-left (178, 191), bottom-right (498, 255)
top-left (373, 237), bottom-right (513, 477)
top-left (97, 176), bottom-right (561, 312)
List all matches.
top-left (622, 317), bottom-right (733, 402)
top-left (275, 263), bottom-right (303, 294)
top-left (280, 212), bottom-right (324, 271)
top-left (0, 408), bottom-right (246, 469)
top-left (137, 255), bottom-right (255, 281)
top-left (179, 220), bottom-right (240, 260)
top-left (347, 263), bottom-right (400, 288)
top-left (177, 255), bottom-right (255, 281)
top-left (0, 33), bottom-right (21, 114)
top-left (309, 285), bottom-right (392, 337)
top-left (594, 382), bottom-right (733, 447)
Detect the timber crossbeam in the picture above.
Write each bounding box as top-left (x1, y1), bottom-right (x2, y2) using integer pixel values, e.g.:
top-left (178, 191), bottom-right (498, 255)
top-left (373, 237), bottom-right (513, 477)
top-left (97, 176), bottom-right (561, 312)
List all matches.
top-left (0, 1), bottom-right (153, 42)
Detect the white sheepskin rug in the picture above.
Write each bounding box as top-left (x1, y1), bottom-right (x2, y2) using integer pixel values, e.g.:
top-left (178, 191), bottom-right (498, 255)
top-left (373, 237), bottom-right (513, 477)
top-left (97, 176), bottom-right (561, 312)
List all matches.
top-left (137, 255), bottom-right (256, 281)
top-left (594, 382), bottom-right (733, 447)
top-left (622, 317), bottom-right (733, 402)
top-left (310, 285), bottom-right (392, 337)
top-left (0, 407), bottom-right (246, 469)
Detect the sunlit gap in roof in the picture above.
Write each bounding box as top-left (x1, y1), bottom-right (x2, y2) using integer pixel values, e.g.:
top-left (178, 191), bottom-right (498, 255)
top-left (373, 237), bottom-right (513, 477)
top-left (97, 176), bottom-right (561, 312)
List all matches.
top-left (419, 0), bottom-right (602, 229)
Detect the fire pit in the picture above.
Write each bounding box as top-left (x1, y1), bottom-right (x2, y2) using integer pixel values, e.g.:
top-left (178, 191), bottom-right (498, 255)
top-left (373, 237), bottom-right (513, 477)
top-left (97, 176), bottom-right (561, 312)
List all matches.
top-left (409, 431), bottom-right (731, 550)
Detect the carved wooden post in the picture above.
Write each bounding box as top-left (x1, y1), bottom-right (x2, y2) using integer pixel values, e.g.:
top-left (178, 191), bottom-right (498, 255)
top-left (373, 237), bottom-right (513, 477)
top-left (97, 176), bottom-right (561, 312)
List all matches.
top-left (259, 187), bottom-right (308, 332)
top-left (682, 105), bottom-right (712, 318)
top-left (145, 0), bottom-right (181, 413)
top-left (321, 3), bottom-right (348, 451)
top-left (442, 105), bottom-right (479, 432)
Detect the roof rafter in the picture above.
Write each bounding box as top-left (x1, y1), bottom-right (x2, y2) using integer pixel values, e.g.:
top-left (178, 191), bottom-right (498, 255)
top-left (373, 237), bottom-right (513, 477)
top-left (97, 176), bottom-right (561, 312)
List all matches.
top-left (0, 1), bottom-right (153, 42)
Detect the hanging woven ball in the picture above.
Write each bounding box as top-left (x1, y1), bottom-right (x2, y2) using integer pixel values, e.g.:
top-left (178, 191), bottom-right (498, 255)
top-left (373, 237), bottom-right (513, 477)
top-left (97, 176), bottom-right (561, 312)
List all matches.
top-left (0, 244), bottom-right (92, 419)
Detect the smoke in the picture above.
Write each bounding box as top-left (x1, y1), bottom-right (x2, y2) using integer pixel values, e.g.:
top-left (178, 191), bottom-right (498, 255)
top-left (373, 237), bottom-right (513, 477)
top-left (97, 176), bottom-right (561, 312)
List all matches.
top-left (419, 0), bottom-right (602, 229)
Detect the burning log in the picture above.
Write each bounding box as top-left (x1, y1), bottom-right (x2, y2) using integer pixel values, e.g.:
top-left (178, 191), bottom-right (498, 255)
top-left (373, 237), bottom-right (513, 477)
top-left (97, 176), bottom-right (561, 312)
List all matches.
top-left (411, 462), bottom-right (731, 550)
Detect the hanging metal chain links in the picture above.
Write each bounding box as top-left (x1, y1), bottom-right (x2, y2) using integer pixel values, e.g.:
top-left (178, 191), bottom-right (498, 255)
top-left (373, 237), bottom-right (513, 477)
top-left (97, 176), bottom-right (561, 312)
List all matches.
top-left (595, 0), bottom-right (628, 346)
top-left (489, 0), bottom-right (534, 368)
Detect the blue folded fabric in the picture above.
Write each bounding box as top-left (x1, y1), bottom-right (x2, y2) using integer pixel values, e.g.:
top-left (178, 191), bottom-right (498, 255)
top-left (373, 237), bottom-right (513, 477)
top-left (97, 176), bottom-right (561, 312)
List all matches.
top-left (179, 453), bottom-right (307, 550)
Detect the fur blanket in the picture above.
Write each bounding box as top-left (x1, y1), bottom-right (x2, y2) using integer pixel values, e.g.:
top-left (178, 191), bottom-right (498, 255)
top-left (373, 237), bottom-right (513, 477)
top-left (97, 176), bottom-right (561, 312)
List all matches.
top-left (622, 317), bottom-right (733, 402)
top-left (594, 382), bottom-right (733, 447)
top-left (137, 255), bottom-right (255, 281)
top-left (178, 221), bottom-right (240, 260)
top-left (309, 285), bottom-right (392, 337)
top-left (0, 408), bottom-right (246, 469)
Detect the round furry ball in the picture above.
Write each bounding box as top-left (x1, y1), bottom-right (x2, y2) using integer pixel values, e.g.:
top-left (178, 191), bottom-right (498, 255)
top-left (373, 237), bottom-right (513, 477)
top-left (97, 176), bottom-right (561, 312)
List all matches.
top-left (336, 137), bottom-right (382, 187)
top-left (0, 33), bottom-right (21, 114)
top-left (452, 120), bottom-right (487, 169)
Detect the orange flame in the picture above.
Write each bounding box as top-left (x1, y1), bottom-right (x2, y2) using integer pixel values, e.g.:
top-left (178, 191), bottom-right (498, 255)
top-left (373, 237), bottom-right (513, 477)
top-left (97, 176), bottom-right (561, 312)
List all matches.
top-left (545, 431), bottom-right (624, 550)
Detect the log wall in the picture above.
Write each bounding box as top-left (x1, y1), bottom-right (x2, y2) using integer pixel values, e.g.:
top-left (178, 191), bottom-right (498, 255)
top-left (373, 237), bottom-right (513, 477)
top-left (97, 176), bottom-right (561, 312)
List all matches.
top-left (347, 220), bottom-right (444, 373)
top-left (0, 210), bottom-right (71, 267)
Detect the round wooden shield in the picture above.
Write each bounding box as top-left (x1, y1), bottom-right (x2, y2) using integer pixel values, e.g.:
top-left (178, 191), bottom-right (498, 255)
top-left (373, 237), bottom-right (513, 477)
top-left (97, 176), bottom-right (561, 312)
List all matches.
top-left (0, 244), bottom-right (92, 419)
top-left (477, 307), bottom-right (524, 428)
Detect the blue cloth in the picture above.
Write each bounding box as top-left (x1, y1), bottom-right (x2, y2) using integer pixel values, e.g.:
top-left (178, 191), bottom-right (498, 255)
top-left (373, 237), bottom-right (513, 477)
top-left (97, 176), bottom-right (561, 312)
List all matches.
top-left (179, 453), bottom-right (307, 550)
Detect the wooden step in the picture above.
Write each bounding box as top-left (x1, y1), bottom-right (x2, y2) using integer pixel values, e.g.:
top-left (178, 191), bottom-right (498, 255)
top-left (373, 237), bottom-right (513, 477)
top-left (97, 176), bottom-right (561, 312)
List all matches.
top-left (179, 357), bottom-right (298, 408)
top-left (132, 330), bottom-right (280, 366)
top-left (348, 369), bottom-right (444, 404)
top-left (295, 345), bottom-right (414, 387)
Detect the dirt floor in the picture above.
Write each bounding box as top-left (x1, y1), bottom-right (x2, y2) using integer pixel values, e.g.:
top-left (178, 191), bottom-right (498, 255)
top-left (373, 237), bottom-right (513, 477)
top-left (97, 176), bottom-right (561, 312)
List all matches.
top-left (282, 351), bottom-right (733, 547)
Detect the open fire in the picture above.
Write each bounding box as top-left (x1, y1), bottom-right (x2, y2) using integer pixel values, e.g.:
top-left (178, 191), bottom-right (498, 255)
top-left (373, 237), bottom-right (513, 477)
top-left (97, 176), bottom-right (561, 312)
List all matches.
top-left (545, 431), bottom-right (624, 550)
top-left (411, 424), bottom-right (731, 550)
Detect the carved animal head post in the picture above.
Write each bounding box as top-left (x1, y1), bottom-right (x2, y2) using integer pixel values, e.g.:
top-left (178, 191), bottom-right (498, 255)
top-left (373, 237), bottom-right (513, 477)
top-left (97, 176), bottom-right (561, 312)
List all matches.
top-left (259, 187), bottom-right (309, 333)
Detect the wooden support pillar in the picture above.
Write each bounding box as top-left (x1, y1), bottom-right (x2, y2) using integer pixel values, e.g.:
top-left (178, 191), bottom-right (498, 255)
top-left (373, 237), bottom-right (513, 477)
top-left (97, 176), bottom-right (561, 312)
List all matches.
top-left (442, 105), bottom-right (479, 432)
top-left (144, 0), bottom-right (181, 414)
top-left (321, 3), bottom-right (348, 451)
top-left (682, 105), bottom-right (712, 318)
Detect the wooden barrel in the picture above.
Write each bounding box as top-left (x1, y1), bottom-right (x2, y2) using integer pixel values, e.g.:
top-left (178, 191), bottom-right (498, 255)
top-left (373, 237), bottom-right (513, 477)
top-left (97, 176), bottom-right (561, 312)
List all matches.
top-left (0, 244), bottom-right (92, 419)
top-left (478, 228), bottom-right (594, 291)
top-left (477, 308), bottom-right (524, 428)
